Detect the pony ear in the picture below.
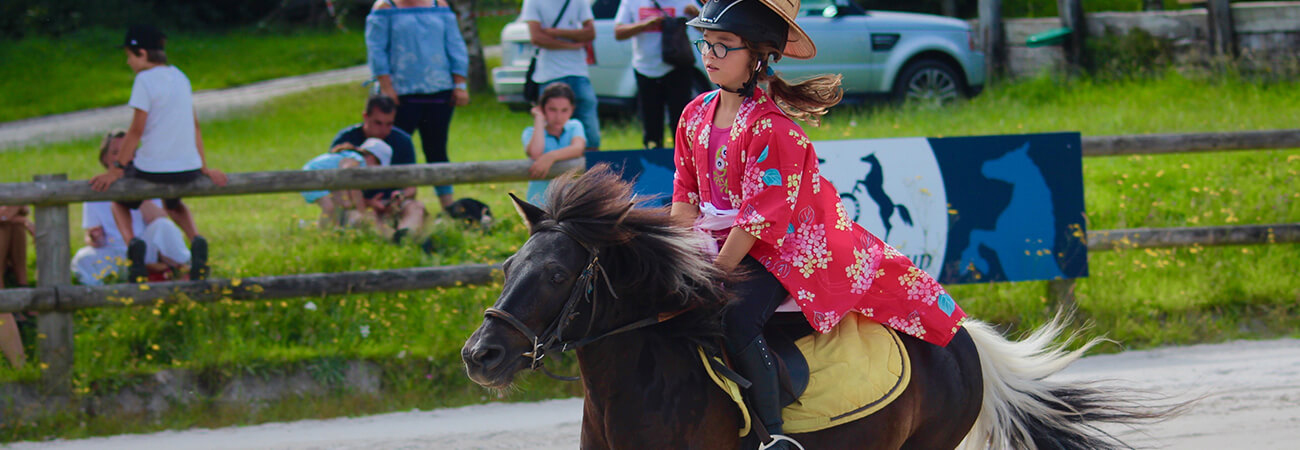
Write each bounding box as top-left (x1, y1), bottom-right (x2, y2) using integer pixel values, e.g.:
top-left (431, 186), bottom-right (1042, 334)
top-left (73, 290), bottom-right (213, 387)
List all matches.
top-left (510, 193), bottom-right (547, 231)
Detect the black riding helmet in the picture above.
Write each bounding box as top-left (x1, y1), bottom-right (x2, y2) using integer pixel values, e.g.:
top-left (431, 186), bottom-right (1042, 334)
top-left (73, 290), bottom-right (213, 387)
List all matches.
top-left (687, 0), bottom-right (789, 53)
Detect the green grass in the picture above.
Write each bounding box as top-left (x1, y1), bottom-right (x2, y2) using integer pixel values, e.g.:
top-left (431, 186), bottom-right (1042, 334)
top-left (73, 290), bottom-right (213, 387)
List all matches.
top-left (0, 27), bottom-right (367, 122)
top-left (477, 15), bottom-right (515, 48)
top-left (0, 16), bottom-right (515, 123)
top-left (0, 69), bottom-right (1297, 440)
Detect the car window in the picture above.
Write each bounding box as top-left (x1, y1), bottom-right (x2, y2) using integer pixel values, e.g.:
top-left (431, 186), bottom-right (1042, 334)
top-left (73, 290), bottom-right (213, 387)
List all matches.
top-left (592, 0), bottom-right (620, 19)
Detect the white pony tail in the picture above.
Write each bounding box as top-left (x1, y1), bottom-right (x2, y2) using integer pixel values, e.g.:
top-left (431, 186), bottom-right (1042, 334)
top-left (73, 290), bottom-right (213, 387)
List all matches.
top-left (957, 313), bottom-right (1186, 450)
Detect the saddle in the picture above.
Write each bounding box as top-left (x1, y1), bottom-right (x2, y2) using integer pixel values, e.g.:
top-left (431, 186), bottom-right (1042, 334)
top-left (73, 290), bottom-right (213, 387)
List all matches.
top-left (709, 312), bottom-right (912, 434)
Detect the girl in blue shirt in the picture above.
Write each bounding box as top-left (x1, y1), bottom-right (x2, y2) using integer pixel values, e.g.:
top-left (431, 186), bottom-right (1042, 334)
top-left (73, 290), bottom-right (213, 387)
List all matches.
top-left (366, 0), bottom-right (470, 210)
top-left (522, 82), bottom-right (586, 205)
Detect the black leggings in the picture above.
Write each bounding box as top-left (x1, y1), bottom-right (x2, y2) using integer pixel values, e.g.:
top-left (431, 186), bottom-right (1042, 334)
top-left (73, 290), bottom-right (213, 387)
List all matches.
top-left (396, 91), bottom-right (455, 196)
top-left (723, 256), bottom-right (789, 355)
top-left (634, 67), bottom-right (693, 149)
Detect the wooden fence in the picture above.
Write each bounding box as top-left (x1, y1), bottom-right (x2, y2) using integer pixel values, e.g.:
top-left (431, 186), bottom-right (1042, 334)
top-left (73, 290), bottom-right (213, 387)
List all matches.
top-left (1, 129), bottom-right (1298, 397)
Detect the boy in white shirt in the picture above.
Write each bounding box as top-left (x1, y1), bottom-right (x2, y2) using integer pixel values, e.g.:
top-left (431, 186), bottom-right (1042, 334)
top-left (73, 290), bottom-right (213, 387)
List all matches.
top-left (89, 25), bottom-right (224, 281)
top-left (76, 130), bottom-right (194, 284)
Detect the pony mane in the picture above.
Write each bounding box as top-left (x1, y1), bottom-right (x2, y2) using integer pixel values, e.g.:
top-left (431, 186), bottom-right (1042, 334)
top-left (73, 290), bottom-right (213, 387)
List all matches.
top-left (534, 166), bottom-right (731, 336)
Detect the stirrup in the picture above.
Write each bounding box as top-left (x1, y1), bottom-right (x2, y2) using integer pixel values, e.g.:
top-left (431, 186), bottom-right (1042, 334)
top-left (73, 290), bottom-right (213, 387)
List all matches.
top-left (759, 434), bottom-right (806, 450)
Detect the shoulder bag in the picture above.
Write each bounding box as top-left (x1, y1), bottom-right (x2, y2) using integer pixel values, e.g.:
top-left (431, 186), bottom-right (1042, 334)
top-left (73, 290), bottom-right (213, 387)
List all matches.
top-left (651, 0), bottom-right (695, 68)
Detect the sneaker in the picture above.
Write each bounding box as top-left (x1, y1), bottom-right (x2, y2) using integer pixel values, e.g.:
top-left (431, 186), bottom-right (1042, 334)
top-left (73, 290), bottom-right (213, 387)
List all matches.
top-left (190, 235), bottom-right (209, 280)
top-left (126, 238), bottom-right (147, 283)
top-left (391, 228), bottom-right (409, 245)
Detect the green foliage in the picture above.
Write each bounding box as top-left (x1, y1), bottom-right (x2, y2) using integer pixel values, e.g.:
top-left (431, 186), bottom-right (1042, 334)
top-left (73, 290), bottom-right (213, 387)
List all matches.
top-left (0, 0), bottom-right (278, 38)
top-left (1086, 28), bottom-right (1175, 79)
top-left (854, 0), bottom-right (1197, 19)
top-left (998, 0), bottom-right (1194, 18)
top-left (1, 70), bottom-right (1297, 441)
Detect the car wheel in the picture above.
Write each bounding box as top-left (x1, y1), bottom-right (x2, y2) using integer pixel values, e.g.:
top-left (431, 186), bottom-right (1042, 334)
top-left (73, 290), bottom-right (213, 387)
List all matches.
top-left (892, 59), bottom-right (964, 107)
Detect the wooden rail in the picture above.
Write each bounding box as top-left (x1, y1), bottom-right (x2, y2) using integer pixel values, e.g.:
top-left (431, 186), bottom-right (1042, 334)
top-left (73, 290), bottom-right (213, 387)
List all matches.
top-left (2, 129), bottom-right (1297, 206)
top-left (1087, 223), bottom-right (1300, 251)
top-left (1, 225), bottom-right (1296, 314)
top-left (0, 158), bottom-right (586, 206)
top-left (1080, 129), bottom-right (1300, 157)
top-left (0, 265), bottom-right (500, 314)
top-left (1, 128), bottom-right (1297, 396)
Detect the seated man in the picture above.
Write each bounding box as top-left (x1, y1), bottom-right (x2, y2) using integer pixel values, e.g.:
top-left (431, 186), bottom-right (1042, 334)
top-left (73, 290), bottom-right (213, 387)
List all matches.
top-left (73, 130), bottom-right (194, 284)
top-left (329, 96), bottom-right (427, 245)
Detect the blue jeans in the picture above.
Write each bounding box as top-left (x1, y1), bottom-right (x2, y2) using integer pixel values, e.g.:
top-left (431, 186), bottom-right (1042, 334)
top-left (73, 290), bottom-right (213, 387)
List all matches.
top-left (541, 75), bottom-right (600, 149)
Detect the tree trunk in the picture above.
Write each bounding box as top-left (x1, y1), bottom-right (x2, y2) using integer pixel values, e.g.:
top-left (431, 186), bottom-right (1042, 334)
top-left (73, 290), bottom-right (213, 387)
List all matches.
top-left (449, 0), bottom-right (490, 91)
top-left (1057, 0), bottom-right (1087, 71)
top-left (978, 0), bottom-right (1006, 80)
top-left (1207, 0), bottom-right (1238, 58)
top-left (941, 0), bottom-right (958, 17)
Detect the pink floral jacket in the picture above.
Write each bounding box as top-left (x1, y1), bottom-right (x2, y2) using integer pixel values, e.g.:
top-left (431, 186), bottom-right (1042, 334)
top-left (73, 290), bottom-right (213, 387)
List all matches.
top-left (671, 89), bottom-right (967, 346)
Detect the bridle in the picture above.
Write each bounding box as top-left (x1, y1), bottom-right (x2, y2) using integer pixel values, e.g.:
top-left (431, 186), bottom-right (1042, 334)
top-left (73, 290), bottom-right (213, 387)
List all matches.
top-left (483, 223), bottom-right (690, 381)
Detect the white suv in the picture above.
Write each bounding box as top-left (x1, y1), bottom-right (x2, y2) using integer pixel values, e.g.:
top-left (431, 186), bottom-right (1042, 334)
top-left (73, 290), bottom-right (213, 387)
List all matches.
top-left (492, 0), bottom-right (985, 109)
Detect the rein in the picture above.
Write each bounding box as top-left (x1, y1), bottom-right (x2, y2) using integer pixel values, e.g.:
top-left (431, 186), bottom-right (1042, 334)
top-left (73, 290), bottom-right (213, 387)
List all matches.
top-left (483, 224), bottom-right (691, 381)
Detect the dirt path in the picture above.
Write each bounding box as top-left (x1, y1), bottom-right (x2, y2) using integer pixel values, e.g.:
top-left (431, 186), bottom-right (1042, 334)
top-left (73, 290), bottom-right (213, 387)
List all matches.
top-left (8, 338), bottom-right (1298, 449)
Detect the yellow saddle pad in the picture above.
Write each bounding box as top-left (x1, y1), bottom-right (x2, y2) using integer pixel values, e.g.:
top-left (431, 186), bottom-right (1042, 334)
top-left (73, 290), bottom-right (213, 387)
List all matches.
top-left (781, 313), bottom-right (911, 433)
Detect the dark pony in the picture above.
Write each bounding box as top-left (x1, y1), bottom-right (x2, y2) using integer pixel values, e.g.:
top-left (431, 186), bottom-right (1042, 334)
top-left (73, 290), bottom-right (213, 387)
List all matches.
top-left (464, 166), bottom-right (1182, 449)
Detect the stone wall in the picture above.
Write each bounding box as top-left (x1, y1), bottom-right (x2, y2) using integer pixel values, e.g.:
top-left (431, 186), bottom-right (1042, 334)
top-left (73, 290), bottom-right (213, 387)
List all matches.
top-left (977, 2), bottom-right (1300, 76)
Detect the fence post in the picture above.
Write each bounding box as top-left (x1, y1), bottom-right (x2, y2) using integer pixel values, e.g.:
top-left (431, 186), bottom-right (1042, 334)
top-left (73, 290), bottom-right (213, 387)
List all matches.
top-left (1206, 0), bottom-right (1238, 58)
top-left (1057, 0), bottom-right (1087, 71)
top-left (978, 0), bottom-right (1007, 79)
top-left (1046, 278), bottom-right (1077, 312)
top-left (33, 174), bottom-right (74, 399)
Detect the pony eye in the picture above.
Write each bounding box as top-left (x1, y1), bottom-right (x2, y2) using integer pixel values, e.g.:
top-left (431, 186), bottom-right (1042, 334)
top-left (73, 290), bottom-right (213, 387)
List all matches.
top-left (550, 272), bottom-right (567, 284)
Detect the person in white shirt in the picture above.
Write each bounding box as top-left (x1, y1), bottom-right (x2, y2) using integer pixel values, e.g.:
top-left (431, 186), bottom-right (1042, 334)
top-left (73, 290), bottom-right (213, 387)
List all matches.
top-left (76, 130), bottom-right (194, 284)
top-left (89, 24), bottom-right (223, 281)
top-left (615, 0), bottom-right (700, 149)
top-left (520, 0), bottom-right (602, 150)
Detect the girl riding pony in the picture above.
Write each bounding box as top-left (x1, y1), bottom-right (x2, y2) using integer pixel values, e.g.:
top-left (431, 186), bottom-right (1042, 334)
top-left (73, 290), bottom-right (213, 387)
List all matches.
top-left (670, 1), bottom-right (968, 447)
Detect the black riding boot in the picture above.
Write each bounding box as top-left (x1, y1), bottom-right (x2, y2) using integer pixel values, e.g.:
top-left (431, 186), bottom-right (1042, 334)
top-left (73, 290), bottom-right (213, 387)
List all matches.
top-left (734, 335), bottom-right (793, 449)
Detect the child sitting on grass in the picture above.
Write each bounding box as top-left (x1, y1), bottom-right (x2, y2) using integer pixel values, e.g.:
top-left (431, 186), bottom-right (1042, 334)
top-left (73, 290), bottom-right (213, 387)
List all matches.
top-left (89, 24), bottom-right (226, 281)
top-left (523, 82), bottom-right (587, 205)
top-left (76, 130), bottom-right (195, 284)
top-left (301, 138), bottom-right (392, 230)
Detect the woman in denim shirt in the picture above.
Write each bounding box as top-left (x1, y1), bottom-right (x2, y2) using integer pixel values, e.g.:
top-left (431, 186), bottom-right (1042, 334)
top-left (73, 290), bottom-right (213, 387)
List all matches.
top-left (367, 0), bottom-right (470, 209)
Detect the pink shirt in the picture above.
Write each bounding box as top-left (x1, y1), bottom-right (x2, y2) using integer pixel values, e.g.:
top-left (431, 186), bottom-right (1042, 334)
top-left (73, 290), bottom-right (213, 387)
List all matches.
top-left (706, 125), bottom-right (734, 210)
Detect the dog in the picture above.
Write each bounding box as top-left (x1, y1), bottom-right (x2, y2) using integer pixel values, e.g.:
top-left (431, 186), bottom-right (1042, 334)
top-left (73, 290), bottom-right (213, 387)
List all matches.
top-left (444, 197), bottom-right (494, 229)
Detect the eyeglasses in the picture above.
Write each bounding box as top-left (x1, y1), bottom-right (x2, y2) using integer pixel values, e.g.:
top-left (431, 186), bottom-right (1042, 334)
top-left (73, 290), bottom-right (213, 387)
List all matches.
top-left (693, 39), bottom-right (746, 59)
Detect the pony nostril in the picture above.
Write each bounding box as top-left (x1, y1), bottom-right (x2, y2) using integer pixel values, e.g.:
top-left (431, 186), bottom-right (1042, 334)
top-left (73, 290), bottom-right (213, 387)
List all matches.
top-left (465, 343), bottom-right (506, 371)
top-left (474, 345), bottom-right (506, 369)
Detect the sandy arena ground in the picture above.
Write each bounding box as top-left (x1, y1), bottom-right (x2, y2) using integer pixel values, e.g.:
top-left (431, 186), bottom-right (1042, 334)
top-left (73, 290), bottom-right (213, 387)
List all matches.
top-left (7, 337), bottom-right (1298, 449)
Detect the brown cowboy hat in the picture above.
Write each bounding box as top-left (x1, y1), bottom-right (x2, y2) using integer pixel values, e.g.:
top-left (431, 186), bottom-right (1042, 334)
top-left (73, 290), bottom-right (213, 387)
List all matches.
top-left (689, 0), bottom-right (816, 60)
top-left (759, 0), bottom-right (815, 59)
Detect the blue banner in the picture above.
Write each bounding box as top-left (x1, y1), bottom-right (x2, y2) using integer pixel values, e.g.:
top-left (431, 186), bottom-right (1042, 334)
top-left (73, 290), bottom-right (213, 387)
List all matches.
top-left (585, 132), bottom-right (1088, 284)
